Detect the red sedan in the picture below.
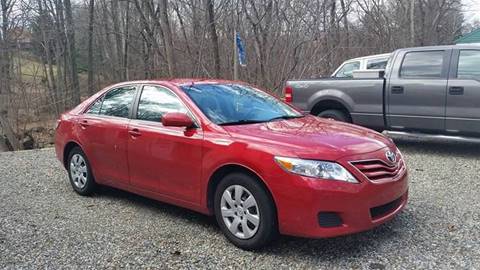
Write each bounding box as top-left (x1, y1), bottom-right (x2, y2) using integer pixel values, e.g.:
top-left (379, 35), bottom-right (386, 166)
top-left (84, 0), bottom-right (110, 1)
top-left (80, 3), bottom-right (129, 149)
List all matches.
top-left (55, 79), bottom-right (408, 250)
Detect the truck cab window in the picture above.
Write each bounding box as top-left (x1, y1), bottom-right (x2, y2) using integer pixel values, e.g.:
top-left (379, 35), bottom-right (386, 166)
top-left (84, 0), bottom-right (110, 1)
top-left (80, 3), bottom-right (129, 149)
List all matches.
top-left (457, 50), bottom-right (480, 80)
top-left (335, 61), bottom-right (360, 78)
top-left (400, 51), bottom-right (444, 78)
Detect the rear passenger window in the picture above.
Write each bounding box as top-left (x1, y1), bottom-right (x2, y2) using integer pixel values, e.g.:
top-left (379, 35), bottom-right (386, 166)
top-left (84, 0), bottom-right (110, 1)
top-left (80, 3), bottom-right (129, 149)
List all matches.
top-left (86, 98), bottom-right (102, 114)
top-left (400, 51), bottom-right (444, 78)
top-left (100, 86), bottom-right (136, 118)
top-left (457, 50), bottom-right (480, 79)
top-left (136, 86), bottom-right (188, 122)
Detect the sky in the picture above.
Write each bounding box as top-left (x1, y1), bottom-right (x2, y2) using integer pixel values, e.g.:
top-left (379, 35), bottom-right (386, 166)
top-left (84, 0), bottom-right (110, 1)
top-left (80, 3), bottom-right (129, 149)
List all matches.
top-left (462, 0), bottom-right (480, 23)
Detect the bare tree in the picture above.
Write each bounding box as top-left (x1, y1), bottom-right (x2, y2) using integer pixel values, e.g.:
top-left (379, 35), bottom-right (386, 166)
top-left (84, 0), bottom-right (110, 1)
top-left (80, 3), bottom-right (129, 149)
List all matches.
top-left (64, 0), bottom-right (80, 105)
top-left (159, 0), bottom-right (176, 77)
top-left (205, 0), bottom-right (221, 77)
top-left (87, 0), bottom-right (95, 94)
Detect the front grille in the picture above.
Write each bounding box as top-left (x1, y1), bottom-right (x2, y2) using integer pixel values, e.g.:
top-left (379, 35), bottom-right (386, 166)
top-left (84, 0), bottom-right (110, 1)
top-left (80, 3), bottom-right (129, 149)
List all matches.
top-left (351, 155), bottom-right (405, 182)
top-left (370, 197), bottom-right (402, 219)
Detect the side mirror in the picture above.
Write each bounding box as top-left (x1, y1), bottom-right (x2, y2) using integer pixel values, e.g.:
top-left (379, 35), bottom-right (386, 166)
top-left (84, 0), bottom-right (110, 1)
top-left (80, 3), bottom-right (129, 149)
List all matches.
top-left (162, 112), bottom-right (194, 128)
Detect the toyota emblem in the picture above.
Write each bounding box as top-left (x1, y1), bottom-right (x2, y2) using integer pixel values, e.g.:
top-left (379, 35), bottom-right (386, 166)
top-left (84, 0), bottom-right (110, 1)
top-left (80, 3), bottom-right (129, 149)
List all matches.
top-left (385, 150), bottom-right (397, 164)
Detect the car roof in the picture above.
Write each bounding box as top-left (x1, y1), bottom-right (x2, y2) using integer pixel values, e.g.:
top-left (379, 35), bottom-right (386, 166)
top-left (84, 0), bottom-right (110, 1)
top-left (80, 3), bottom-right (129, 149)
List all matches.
top-left (395, 44), bottom-right (480, 52)
top-left (104, 78), bottom-right (241, 89)
top-left (348, 53), bottom-right (391, 61)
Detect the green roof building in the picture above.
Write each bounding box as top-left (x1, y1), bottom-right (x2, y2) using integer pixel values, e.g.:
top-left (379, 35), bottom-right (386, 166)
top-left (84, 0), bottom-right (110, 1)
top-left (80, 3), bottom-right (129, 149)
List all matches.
top-left (455, 28), bottom-right (480, 44)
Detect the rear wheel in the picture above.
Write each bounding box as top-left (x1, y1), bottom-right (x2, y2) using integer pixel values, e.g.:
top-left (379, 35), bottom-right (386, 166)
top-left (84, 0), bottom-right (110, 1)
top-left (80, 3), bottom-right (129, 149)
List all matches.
top-left (214, 173), bottom-right (277, 250)
top-left (317, 109), bottom-right (351, 122)
top-left (67, 147), bottom-right (96, 196)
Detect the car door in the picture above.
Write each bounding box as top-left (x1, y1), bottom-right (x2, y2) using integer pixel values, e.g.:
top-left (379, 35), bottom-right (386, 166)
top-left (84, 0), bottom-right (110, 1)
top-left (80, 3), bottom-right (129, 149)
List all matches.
top-left (386, 49), bottom-right (451, 132)
top-left (445, 49), bottom-right (480, 135)
top-left (78, 85), bottom-right (137, 184)
top-left (127, 85), bottom-right (203, 203)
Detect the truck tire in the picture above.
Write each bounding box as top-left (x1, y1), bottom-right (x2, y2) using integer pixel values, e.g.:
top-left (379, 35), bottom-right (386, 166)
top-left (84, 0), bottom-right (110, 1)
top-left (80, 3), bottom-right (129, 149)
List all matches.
top-left (317, 109), bottom-right (351, 123)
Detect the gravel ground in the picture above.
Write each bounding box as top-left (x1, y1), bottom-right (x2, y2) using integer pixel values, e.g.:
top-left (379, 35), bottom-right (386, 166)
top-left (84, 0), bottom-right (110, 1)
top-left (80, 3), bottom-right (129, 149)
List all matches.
top-left (1, 137), bottom-right (479, 269)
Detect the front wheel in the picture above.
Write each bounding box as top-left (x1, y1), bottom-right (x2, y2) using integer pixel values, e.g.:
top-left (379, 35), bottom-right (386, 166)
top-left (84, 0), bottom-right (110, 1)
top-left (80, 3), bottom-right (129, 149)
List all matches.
top-left (214, 173), bottom-right (277, 250)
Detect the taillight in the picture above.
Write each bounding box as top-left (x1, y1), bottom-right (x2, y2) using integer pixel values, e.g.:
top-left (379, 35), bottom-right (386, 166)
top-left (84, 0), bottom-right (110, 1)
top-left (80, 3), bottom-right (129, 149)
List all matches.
top-left (284, 86), bottom-right (293, 103)
top-left (55, 119), bottom-right (62, 130)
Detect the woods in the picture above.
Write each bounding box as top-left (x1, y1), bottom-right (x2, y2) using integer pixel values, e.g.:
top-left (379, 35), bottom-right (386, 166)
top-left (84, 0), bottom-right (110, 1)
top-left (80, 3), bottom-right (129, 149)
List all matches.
top-left (0, 0), bottom-right (477, 150)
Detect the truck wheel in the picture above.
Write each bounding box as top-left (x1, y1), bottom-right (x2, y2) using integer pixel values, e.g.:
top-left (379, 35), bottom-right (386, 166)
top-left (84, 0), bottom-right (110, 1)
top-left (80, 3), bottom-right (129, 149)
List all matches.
top-left (317, 109), bottom-right (351, 123)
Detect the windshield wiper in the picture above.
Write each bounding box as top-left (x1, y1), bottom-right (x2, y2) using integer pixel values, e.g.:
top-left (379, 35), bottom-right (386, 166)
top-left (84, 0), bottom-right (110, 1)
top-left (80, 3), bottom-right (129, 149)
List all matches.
top-left (218, 119), bottom-right (266, 126)
top-left (266, 115), bottom-right (304, 122)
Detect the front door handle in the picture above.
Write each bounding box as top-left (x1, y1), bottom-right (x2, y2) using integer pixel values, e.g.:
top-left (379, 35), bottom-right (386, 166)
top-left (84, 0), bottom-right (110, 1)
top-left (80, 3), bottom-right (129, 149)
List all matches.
top-left (449, 86), bottom-right (464, 95)
top-left (391, 86), bottom-right (404, 94)
top-left (128, 128), bottom-right (141, 137)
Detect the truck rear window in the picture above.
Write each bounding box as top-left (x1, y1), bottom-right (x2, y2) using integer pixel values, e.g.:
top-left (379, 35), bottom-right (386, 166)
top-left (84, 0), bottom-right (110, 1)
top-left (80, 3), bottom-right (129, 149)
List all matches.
top-left (457, 50), bottom-right (480, 79)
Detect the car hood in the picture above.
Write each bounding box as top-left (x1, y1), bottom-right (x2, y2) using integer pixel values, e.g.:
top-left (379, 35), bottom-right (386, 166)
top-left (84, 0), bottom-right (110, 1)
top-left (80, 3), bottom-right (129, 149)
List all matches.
top-left (222, 115), bottom-right (394, 161)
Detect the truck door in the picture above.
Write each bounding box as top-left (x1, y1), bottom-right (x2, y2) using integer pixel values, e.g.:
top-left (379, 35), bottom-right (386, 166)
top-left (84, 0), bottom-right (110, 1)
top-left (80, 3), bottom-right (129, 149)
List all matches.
top-left (445, 49), bottom-right (480, 135)
top-left (386, 49), bottom-right (451, 132)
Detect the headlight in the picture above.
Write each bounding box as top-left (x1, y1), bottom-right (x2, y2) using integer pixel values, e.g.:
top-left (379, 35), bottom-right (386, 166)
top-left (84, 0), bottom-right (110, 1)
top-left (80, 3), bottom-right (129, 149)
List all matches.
top-left (274, 156), bottom-right (358, 183)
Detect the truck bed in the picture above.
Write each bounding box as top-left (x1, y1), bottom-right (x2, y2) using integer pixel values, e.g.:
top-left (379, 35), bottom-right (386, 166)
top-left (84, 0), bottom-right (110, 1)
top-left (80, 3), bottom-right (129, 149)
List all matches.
top-left (286, 78), bottom-right (385, 130)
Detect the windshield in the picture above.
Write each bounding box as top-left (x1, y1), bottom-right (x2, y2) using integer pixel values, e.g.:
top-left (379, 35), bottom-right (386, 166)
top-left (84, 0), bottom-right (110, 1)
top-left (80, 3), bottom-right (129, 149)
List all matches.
top-left (181, 83), bottom-right (302, 125)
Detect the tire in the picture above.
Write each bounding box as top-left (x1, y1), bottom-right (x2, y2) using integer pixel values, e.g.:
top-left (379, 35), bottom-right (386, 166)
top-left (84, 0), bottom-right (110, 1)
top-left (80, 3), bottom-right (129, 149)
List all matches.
top-left (67, 146), bottom-right (96, 196)
top-left (317, 109), bottom-right (351, 122)
top-left (214, 172), bottom-right (277, 250)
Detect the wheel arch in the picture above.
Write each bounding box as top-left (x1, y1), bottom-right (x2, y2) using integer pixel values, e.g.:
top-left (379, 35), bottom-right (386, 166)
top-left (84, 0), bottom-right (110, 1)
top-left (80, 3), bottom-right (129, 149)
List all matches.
top-left (206, 163), bottom-right (278, 217)
top-left (307, 89), bottom-right (354, 114)
top-left (310, 99), bottom-right (353, 122)
top-left (63, 140), bottom-right (82, 169)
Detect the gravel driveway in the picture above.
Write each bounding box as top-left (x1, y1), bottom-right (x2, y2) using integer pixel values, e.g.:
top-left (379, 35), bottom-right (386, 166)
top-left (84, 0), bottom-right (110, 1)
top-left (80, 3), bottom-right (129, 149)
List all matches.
top-left (1, 137), bottom-right (479, 269)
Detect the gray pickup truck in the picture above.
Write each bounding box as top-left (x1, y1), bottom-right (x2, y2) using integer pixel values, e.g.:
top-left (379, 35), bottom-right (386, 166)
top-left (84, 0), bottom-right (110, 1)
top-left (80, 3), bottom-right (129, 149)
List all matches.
top-left (285, 45), bottom-right (480, 136)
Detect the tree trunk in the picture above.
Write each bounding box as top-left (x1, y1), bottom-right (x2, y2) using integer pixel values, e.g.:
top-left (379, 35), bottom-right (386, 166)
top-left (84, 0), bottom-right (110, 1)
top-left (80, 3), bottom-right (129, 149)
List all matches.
top-left (158, 0), bottom-right (176, 77)
top-left (87, 0), bottom-right (95, 95)
top-left (0, 0), bottom-right (12, 95)
top-left (111, 0), bottom-right (124, 80)
top-left (64, 0), bottom-right (81, 106)
top-left (205, 0), bottom-right (221, 77)
top-left (340, 0), bottom-right (350, 58)
top-left (410, 0), bottom-right (415, 46)
top-left (0, 113), bottom-right (22, 151)
top-left (123, 0), bottom-right (130, 80)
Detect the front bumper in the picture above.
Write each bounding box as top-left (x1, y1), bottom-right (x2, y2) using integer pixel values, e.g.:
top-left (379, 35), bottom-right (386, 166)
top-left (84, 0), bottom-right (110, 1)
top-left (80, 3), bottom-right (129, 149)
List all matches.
top-left (267, 149), bottom-right (408, 238)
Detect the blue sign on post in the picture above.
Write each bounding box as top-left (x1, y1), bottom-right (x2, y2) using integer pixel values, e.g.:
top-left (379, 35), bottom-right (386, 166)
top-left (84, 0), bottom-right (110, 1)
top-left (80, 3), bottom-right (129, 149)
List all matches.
top-left (236, 33), bottom-right (246, 67)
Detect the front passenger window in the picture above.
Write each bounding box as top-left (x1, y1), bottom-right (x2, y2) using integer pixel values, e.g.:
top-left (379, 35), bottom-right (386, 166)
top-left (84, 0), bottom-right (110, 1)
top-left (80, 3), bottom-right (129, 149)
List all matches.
top-left (400, 51), bottom-right (444, 78)
top-left (136, 85), bottom-right (188, 122)
top-left (100, 86), bottom-right (137, 118)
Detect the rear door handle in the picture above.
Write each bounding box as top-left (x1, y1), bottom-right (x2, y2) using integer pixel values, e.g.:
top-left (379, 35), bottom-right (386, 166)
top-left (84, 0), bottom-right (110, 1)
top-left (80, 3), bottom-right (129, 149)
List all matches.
top-left (449, 86), bottom-right (464, 95)
top-left (128, 128), bottom-right (141, 137)
top-left (79, 120), bottom-right (89, 129)
top-left (391, 86), bottom-right (404, 94)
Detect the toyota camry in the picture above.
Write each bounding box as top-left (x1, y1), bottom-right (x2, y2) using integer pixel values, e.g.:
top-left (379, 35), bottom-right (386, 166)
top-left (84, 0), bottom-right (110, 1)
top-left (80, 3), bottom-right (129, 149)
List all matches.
top-left (55, 79), bottom-right (408, 250)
